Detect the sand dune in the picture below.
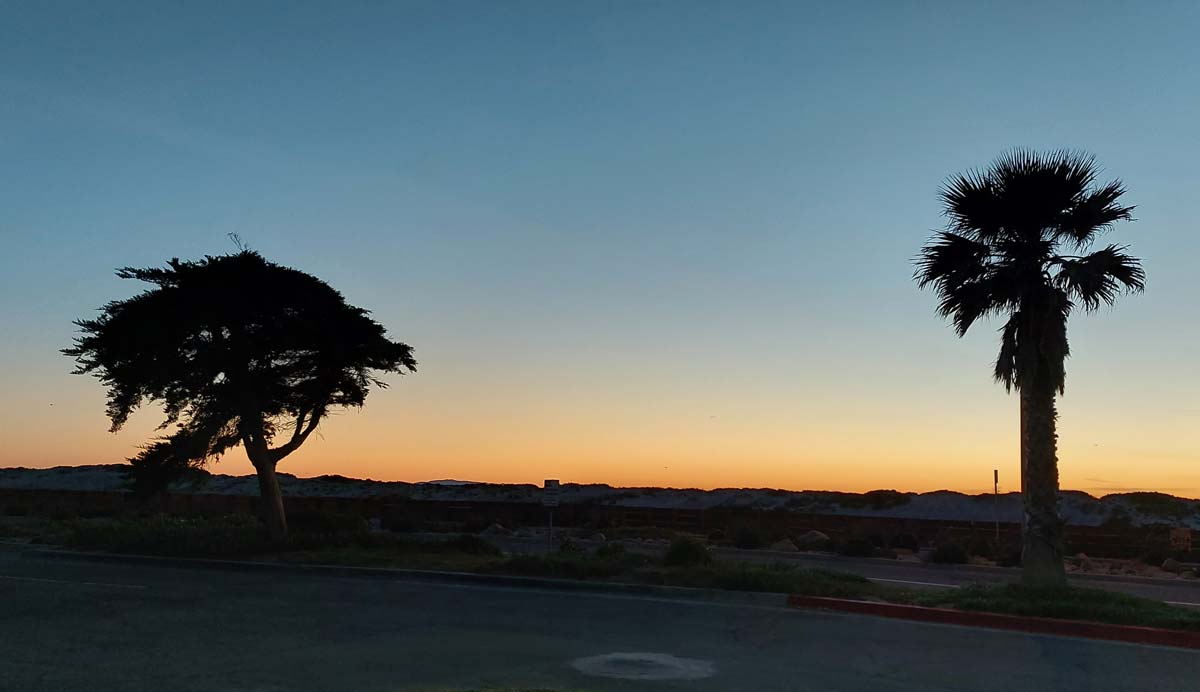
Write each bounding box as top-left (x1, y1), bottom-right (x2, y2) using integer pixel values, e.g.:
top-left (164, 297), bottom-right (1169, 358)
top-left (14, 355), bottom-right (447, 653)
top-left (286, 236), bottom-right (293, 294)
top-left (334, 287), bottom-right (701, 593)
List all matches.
top-left (2, 464), bottom-right (1197, 528)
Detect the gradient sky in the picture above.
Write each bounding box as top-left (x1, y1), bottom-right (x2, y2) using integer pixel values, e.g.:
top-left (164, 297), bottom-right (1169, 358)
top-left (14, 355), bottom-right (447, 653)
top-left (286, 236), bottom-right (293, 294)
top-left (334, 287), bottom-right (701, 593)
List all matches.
top-left (2, 2), bottom-right (1197, 496)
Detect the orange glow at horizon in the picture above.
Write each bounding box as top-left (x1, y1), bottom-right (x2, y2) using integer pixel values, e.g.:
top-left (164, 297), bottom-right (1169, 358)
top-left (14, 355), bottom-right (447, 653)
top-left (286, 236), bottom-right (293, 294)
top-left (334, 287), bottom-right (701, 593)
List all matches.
top-left (5, 359), bottom-right (1198, 498)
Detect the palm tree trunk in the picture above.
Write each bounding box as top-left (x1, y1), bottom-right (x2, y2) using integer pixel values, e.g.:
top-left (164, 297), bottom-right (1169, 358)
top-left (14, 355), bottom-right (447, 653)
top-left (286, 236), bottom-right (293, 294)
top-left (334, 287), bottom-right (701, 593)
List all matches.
top-left (1019, 378), bottom-right (1066, 587)
top-left (253, 460), bottom-right (289, 543)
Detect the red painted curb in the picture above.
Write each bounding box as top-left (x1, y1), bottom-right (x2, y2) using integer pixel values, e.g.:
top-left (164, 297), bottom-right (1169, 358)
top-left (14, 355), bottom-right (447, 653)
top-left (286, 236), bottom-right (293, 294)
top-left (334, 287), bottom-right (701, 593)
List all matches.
top-left (787, 596), bottom-right (1200, 650)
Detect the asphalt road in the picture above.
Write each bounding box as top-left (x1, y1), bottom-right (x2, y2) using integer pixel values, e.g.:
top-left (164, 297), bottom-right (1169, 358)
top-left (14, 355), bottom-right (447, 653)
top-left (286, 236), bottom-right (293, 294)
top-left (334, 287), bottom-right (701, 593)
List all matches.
top-left (1, 546), bottom-right (1196, 691)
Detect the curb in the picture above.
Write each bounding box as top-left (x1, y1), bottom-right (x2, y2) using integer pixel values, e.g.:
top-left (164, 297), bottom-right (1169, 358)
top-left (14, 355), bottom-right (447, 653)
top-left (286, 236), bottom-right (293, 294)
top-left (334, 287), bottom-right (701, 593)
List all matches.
top-left (21, 548), bottom-right (786, 607)
top-left (786, 595), bottom-right (1200, 650)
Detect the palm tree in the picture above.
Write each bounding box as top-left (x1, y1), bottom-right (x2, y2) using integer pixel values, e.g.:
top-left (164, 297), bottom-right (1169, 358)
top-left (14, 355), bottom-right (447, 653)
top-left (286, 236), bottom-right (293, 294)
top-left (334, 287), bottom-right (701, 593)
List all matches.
top-left (915, 150), bottom-right (1144, 587)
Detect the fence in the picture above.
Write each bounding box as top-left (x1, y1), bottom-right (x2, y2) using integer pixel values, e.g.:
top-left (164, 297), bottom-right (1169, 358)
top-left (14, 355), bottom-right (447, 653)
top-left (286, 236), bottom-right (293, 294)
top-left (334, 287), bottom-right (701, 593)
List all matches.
top-left (1, 488), bottom-right (1194, 560)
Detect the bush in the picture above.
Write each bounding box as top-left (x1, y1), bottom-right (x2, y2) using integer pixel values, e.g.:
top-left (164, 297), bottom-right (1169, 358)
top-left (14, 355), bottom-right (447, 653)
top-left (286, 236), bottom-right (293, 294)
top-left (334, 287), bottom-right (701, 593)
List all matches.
top-left (609, 526), bottom-right (679, 541)
top-left (664, 536), bottom-right (712, 567)
top-left (732, 527), bottom-right (766, 550)
top-left (494, 554), bottom-right (626, 580)
top-left (837, 536), bottom-right (877, 558)
top-left (287, 511), bottom-right (369, 534)
top-left (997, 545), bottom-right (1022, 567)
top-left (442, 534), bottom-right (502, 556)
top-left (62, 514), bottom-right (268, 557)
top-left (594, 542), bottom-right (626, 560)
top-left (932, 542), bottom-right (969, 564)
top-left (380, 513), bottom-right (418, 533)
top-left (558, 537), bottom-right (581, 554)
top-left (966, 536), bottom-right (996, 560)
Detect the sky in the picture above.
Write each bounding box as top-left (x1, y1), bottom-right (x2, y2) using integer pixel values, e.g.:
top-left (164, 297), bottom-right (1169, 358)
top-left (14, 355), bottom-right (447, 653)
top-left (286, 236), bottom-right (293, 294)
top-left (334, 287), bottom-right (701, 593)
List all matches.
top-left (1, 1), bottom-right (1197, 496)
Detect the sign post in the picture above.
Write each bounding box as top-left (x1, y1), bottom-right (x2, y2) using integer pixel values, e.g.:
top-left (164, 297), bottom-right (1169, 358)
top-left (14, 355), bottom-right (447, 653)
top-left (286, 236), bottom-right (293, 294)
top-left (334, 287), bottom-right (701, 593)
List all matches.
top-left (993, 469), bottom-right (1000, 542)
top-left (543, 479), bottom-right (560, 552)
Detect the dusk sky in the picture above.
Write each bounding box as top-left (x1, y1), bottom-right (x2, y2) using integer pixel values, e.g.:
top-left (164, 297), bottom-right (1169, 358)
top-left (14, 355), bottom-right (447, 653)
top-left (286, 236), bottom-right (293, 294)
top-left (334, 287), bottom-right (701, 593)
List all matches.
top-left (2, 2), bottom-right (1197, 496)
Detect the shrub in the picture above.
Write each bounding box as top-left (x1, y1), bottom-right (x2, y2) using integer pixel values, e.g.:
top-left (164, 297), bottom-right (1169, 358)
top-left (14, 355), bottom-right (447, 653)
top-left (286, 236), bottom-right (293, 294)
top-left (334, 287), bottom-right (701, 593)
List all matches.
top-left (380, 513), bottom-right (417, 533)
top-left (837, 536), bottom-right (877, 558)
top-left (966, 536), bottom-right (996, 559)
top-left (461, 517), bottom-right (496, 534)
top-left (996, 545), bottom-right (1022, 567)
top-left (443, 534), bottom-right (501, 556)
top-left (62, 514), bottom-right (268, 557)
top-left (932, 542), bottom-right (969, 564)
top-left (732, 527), bottom-right (766, 550)
top-left (494, 554), bottom-right (625, 580)
top-left (594, 542), bottom-right (626, 560)
top-left (287, 511), bottom-right (369, 534)
top-left (558, 537), bottom-right (581, 554)
top-left (609, 526), bottom-right (679, 541)
top-left (838, 490), bottom-right (911, 510)
top-left (664, 536), bottom-right (712, 567)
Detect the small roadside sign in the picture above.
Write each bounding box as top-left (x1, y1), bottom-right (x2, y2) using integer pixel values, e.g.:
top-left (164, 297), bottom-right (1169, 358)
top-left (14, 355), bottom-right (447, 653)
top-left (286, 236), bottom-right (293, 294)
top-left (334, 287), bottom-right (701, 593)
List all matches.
top-left (543, 479), bottom-right (561, 508)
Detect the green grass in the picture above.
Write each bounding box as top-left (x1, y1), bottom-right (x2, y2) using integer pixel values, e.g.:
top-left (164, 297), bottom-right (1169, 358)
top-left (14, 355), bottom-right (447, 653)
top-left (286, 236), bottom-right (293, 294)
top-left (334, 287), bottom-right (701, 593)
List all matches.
top-left (21, 514), bottom-right (1200, 633)
top-left (912, 583), bottom-right (1200, 631)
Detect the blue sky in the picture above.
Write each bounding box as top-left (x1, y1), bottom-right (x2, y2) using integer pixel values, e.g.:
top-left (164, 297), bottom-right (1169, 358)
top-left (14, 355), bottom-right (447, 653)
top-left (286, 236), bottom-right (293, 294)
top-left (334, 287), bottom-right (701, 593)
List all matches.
top-left (2, 2), bottom-right (1197, 494)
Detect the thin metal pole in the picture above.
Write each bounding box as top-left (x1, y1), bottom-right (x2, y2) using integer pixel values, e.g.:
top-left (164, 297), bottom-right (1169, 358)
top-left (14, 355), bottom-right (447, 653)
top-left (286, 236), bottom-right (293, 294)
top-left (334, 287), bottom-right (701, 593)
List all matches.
top-left (994, 469), bottom-right (999, 542)
top-left (548, 509), bottom-right (554, 552)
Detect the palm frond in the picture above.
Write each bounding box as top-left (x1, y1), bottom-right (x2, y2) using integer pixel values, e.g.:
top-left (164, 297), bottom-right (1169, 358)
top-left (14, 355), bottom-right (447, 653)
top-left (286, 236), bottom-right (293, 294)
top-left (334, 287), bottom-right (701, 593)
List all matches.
top-left (914, 232), bottom-right (991, 288)
top-left (940, 171), bottom-right (1003, 240)
top-left (1053, 245), bottom-right (1146, 311)
top-left (916, 232), bottom-right (1005, 336)
top-left (990, 149), bottom-right (1098, 239)
top-left (993, 314), bottom-right (1020, 392)
top-left (1055, 180), bottom-right (1135, 247)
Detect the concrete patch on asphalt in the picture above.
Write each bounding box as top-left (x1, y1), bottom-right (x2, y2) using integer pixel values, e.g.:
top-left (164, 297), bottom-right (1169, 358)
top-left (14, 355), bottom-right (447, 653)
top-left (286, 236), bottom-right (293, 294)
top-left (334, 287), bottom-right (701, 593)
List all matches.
top-left (570, 652), bottom-right (715, 680)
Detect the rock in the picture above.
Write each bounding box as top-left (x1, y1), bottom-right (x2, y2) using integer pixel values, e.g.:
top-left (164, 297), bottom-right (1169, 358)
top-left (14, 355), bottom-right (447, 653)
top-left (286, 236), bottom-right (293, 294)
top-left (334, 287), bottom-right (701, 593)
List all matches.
top-left (769, 538), bottom-right (799, 552)
top-left (795, 530), bottom-right (830, 550)
top-left (1162, 558), bottom-right (1182, 573)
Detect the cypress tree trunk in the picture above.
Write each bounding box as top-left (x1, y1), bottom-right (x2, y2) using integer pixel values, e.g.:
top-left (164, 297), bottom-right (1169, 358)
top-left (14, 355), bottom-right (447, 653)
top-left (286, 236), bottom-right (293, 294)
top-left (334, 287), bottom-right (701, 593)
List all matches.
top-left (1019, 377), bottom-right (1066, 587)
top-left (253, 460), bottom-right (289, 543)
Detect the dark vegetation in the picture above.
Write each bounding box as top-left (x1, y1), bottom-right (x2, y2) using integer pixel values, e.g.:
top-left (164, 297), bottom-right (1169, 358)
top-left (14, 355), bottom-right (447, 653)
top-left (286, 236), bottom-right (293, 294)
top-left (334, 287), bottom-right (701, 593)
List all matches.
top-left (915, 150), bottom-right (1144, 587)
top-left (664, 536), bottom-right (713, 566)
top-left (1121, 493), bottom-right (1199, 520)
top-left (931, 542), bottom-right (970, 564)
top-left (63, 248), bottom-right (416, 541)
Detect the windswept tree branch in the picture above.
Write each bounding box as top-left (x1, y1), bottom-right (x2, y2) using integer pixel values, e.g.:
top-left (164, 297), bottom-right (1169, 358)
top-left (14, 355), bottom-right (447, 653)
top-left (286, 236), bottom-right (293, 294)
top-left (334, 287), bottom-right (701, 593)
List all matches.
top-left (269, 406), bottom-right (323, 463)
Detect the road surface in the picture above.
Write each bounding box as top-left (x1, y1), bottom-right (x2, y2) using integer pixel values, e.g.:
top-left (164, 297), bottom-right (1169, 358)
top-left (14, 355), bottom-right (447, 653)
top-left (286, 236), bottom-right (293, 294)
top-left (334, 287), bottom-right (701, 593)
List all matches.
top-left (0, 546), bottom-right (1195, 691)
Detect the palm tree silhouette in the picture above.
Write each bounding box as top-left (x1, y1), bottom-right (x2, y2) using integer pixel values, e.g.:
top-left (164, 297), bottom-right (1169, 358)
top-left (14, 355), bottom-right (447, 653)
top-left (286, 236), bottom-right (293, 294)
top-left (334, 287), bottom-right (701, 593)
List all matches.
top-left (916, 150), bottom-right (1144, 587)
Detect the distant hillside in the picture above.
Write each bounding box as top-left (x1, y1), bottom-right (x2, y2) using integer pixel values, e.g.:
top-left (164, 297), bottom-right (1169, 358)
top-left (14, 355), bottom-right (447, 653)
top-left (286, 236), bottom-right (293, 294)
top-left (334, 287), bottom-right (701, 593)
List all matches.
top-left (2, 464), bottom-right (1197, 528)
